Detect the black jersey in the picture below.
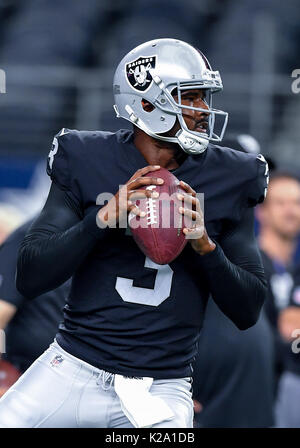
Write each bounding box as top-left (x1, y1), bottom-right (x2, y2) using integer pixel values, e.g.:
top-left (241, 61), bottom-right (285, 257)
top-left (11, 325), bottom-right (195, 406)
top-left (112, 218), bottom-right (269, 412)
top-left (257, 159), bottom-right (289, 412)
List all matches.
top-left (17, 128), bottom-right (268, 379)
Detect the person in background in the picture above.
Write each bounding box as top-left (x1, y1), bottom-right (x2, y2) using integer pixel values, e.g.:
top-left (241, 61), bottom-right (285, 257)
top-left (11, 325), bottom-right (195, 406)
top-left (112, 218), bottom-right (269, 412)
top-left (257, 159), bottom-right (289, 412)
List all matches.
top-left (192, 298), bottom-right (274, 427)
top-left (0, 218), bottom-right (69, 396)
top-left (273, 259), bottom-right (300, 427)
top-left (256, 172), bottom-right (300, 395)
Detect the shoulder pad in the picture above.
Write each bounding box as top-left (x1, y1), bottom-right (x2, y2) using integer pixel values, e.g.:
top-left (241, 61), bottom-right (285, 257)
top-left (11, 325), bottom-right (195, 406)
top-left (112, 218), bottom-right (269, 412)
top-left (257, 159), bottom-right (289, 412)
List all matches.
top-left (47, 128), bottom-right (74, 190)
top-left (247, 154), bottom-right (269, 206)
top-left (208, 145), bottom-right (269, 211)
top-left (46, 128), bottom-right (118, 205)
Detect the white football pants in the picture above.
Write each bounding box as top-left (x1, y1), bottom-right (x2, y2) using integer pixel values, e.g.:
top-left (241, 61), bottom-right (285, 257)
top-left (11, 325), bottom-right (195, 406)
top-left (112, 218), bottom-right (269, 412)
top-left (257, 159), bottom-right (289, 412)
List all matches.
top-left (0, 340), bottom-right (193, 428)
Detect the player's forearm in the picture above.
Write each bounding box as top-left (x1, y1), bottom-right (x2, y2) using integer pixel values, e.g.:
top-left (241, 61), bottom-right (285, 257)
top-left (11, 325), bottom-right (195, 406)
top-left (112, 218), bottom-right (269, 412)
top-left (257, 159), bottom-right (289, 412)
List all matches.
top-left (16, 208), bottom-right (106, 298)
top-left (197, 243), bottom-right (267, 330)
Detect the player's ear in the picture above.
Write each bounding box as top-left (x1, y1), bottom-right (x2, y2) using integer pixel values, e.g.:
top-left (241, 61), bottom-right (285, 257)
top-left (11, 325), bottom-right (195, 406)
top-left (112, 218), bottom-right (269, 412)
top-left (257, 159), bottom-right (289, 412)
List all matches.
top-left (141, 99), bottom-right (155, 112)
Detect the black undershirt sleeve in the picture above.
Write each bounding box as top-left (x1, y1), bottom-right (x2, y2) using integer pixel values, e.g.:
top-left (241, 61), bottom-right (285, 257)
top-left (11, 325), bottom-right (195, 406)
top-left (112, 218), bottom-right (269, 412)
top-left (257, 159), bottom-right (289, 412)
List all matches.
top-left (196, 207), bottom-right (267, 330)
top-left (16, 182), bottom-right (107, 298)
top-left (0, 237), bottom-right (25, 308)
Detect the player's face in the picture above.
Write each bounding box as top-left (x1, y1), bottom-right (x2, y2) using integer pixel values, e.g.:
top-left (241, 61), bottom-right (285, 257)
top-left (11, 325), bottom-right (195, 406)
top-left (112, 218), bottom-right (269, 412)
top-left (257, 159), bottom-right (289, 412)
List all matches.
top-left (172, 88), bottom-right (209, 134)
top-left (261, 178), bottom-right (300, 239)
top-left (140, 89), bottom-right (209, 139)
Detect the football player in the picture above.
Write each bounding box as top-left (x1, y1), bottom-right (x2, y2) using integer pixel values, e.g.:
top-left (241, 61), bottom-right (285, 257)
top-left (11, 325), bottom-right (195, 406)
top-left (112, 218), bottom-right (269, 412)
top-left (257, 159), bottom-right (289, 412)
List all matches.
top-left (0, 39), bottom-right (268, 428)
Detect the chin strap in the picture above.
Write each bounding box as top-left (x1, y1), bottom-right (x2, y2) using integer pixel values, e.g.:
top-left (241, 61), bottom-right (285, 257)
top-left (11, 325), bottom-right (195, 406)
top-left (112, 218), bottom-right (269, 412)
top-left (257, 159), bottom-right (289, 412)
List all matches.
top-left (175, 129), bottom-right (208, 154)
top-left (124, 105), bottom-right (208, 155)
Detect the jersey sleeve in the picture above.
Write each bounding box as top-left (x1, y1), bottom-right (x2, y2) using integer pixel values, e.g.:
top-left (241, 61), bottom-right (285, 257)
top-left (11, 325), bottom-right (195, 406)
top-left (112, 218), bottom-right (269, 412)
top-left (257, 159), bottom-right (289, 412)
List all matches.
top-left (46, 128), bottom-right (82, 208)
top-left (246, 154), bottom-right (269, 207)
top-left (47, 128), bottom-right (70, 189)
top-left (0, 224), bottom-right (30, 307)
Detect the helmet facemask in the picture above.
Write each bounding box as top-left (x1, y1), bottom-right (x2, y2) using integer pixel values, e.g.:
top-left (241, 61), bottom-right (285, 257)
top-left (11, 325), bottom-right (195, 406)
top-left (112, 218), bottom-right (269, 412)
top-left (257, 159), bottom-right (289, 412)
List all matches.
top-left (147, 76), bottom-right (229, 154)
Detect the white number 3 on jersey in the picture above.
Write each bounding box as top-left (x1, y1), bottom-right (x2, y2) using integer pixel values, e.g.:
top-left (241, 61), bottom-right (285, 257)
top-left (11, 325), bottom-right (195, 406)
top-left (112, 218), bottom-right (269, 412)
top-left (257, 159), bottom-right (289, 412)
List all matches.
top-left (115, 257), bottom-right (173, 306)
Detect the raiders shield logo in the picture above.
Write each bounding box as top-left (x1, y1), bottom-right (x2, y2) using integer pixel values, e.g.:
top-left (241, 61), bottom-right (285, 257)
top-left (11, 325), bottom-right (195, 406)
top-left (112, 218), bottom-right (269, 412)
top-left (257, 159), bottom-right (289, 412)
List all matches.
top-left (126, 56), bottom-right (156, 92)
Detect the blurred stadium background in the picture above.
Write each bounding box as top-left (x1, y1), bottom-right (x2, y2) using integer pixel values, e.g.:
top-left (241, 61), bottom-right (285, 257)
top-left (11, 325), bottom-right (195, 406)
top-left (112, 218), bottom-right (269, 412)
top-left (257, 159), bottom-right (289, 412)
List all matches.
top-left (0, 0), bottom-right (299, 227)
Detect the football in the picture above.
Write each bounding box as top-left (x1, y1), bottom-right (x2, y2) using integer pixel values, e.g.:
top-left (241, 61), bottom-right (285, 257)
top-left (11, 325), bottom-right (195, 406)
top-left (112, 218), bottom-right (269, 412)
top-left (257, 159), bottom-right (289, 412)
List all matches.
top-left (128, 168), bottom-right (192, 265)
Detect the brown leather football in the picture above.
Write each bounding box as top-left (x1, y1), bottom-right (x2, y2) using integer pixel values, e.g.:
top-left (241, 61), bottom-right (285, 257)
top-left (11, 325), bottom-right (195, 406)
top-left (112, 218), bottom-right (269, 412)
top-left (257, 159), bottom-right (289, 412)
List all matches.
top-left (129, 168), bottom-right (192, 264)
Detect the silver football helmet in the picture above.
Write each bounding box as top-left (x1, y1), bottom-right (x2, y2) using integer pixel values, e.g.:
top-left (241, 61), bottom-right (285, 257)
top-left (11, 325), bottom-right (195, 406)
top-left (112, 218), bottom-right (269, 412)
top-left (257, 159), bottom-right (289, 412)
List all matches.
top-left (113, 38), bottom-right (228, 154)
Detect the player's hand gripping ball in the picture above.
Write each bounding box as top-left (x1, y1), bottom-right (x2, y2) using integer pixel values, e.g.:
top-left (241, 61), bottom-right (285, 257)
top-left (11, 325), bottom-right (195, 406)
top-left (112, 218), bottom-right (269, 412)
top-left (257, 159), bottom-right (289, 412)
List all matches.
top-left (129, 168), bottom-right (195, 264)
